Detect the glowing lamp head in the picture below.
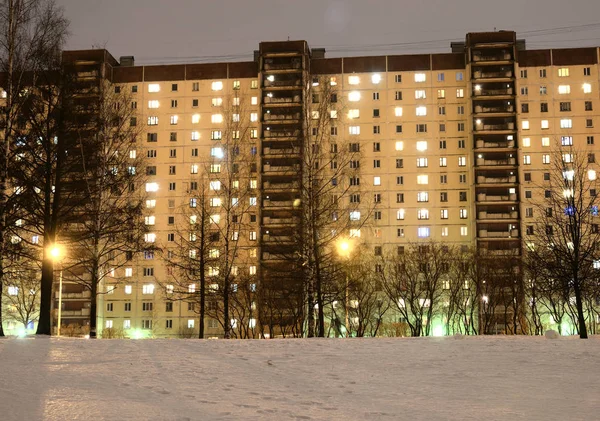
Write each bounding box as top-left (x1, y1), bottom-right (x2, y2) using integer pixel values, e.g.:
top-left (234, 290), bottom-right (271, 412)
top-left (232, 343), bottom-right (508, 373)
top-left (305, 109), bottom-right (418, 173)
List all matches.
top-left (49, 246), bottom-right (62, 261)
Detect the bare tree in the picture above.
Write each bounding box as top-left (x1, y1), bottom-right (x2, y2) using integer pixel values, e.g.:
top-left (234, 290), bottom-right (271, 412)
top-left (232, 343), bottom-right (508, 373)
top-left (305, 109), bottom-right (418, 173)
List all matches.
top-left (2, 264), bottom-right (39, 329)
top-left (0, 0), bottom-right (69, 336)
top-left (65, 80), bottom-right (147, 338)
top-left (341, 249), bottom-right (391, 337)
top-left (379, 242), bottom-right (450, 337)
top-left (524, 145), bottom-right (600, 338)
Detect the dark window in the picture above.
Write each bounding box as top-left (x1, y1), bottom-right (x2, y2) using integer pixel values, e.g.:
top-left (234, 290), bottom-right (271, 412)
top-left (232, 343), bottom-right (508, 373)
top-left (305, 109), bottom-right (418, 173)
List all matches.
top-left (540, 103), bottom-right (548, 112)
top-left (524, 173), bottom-right (531, 181)
top-left (525, 191), bottom-right (532, 198)
top-left (147, 133), bottom-right (158, 142)
top-left (586, 101), bottom-right (593, 111)
top-left (459, 192), bottom-right (467, 202)
top-left (396, 125), bottom-right (402, 133)
top-left (521, 103), bottom-right (529, 113)
top-left (559, 102), bottom-right (571, 112)
top-left (373, 109), bottom-right (380, 118)
top-left (440, 192), bottom-right (448, 202)
top-left (396, 159), bottom-right (403, 168)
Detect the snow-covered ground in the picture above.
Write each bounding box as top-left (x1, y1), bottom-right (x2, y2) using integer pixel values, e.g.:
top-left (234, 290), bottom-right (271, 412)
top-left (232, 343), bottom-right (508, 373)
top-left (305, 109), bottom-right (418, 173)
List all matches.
top-left (0, 336), bottom-right (598, 421)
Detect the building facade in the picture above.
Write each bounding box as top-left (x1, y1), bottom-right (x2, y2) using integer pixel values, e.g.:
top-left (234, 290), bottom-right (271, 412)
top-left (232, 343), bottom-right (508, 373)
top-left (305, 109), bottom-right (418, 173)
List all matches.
top-left (2, 31), bottom-right (599, 337)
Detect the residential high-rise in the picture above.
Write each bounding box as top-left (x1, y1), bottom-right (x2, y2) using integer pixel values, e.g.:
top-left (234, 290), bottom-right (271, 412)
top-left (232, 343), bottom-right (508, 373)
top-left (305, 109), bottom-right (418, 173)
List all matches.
top-left (2, 30), bottom-right (598, 337)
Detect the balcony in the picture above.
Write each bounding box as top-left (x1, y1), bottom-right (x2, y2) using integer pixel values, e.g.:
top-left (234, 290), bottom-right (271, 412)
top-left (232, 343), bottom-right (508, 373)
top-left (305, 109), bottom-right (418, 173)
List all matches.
top-left (478, 211), bottom-right (519, 220)
top-left (54, 290), bottom-right (92, 299)
top-left (263, 180), bottom-right (300, 191)
top-left (263, 95), bottom-right (302, 106)
top-left (472, 52), bottom-right (512, 63)
top-left (61, 308), bottom-right (91, 318)
top-left (263, 164), bottom-right (300, 175)
top-left (474, 122), bottom-right (515, 133)
top-left (263, 147), bottom-right (300, 157)
top-left (262, 234), bottom-right (295, 244)
top-left (263, 113), bottom-right (301, 122)
top-left (476, 157), bottom-right (516, 167)
top-left (472, 69), bottom-right (513, 80)
top-left (263, 200), bottom-right (294, 209)
top-left (476, 175), bottom-right (517, 185)
top-left (478, 229), bottom-right (519, 239)
top-left (475, 140), bottom-right (515, 149)
top-left (473, 104), bottom-right (514, 115)
top-left (473, 88), bottom-right (514, 97)
top-left (264, 129), bottom-right (300, 139)
top-left (263, 216), bottom-right (298, 226)
top-left (264, 79), bottom-right (302, 89)
top-left (263, 59), bottom-right (302, 71)
top-left (477, 193), bottom-right (518, 202)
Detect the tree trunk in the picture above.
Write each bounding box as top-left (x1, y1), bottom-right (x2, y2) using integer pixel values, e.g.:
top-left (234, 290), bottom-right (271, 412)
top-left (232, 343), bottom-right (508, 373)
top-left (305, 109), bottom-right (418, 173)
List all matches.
top-left (36, 254), bottom-right (54, 335)
top-left (573, 281), bottom-right (588, 339)
top-left (306, 277), bottom-right (315, 337)
top-left (89, 270), bottom-right (98, 338)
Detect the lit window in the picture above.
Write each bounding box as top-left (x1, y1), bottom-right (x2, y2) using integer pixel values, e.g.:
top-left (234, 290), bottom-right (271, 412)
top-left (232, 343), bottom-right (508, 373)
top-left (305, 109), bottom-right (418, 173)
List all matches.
top-left (541, 120), bottom-right (549, 129)
top-left (251, 96), bottom-right (258, 105)
top-left (394, 107), bottom-right (403, 117)
top-left (563, 170), bottom-right (574, 181)
top-left (212, 97), bottom-right (223, 106)
top-left (148, 100), bottom-right (159, 108)
top-left (190, 164), bottom-right (198, 174)
top-left (522, 138), bottom-right (531, 147)
top-left (210, 214), bottom-right (220, 224)
top-left (418, 227), bottom-right (430, 238)
top-left (146, 199), bottom-right (156, 208)
top-left (456, 89), bottom-right (464, 98)
top-left (350, 211), bottom-right (361, 221)
top-left (522, 121), bottom-right (530, 130)
top-left (8, 286), bottom-right (18, 296)
top-left (210, 181), bottom-right (221, 191)
top-left (417, 209), bottom-right (429, 220)
top-left (211, 114), bottom-right (223, 124)
top-left (563, 153), bottom-right (573, 163)
top-left (148, 84), bottom-right (160, 93)
top-left (415, 90), bottom-right (426, 99)
top-left (192, 114), bottom-right (200, 124)
top-left (348, 91), bottom-right (361, 102)
top-left (561, 136), bottom-right (573, 146)
top-left (348, 75), bottom-right (360, 85)
top-left (397, 209), bottom-right (405, 220)
top-left (170, 115), bottom-right (178, 125)
top-left (145, 183), bottom-right (158, 192)
top-left (558, 85), bottom-right (571, 94)
top-left (129, 150), bottom-right (137, 159)
top-left (583, 83), bottom-right (592, 93)
top-left (416, 141), bottom-right (428, 151)
top-left (414, 73), bottom-right (426, 82)
top-left (460, 226), bottom-right (468, 236)
top-left (349, 126), bottom-right (360, 135)
top-left (232, 97), bottom-right (240, 106)
top-left (310, 111), bottom-right (319, 120)
top-left (558, 68), bottom-right (569, 77)
top-left (147, 116), bottom-right (158, 126)
top-left (144, 233), bottom-right (156, 243)
top-left (417, 191), bottom-right (429, 202)
top-left (417, 175), bottom-right (428, 184)
top-left (211, 81), bottom-right (223, 91)
top-left (395, 141), bottom-right (404, 151)
top-left (416, 106), bottom-right (427, 116)
top-left (543, 154), bottom-right (550, 164)
top-left (330, 110), bottom-right (338, 119)
top-left (441, 227), bottom-right (448, 237)
top-left (142, 284), bottom-right (155, 294)
top-left (523, 155), bottom-right (531, 165)
top-left (348, 109), bottom-right (359, 119)
top-left (560, 119), bottom-right (572, 129)
top-left (125, 285), bottom-right (132, 294)
top-left (349, 229), bottom-right (361, 238)
top-left (373, 177), bottom-right (381, 186)
top-left (563, 189), bottom-right (574, 198)
top-left (330, 77), bottom-right (337, 86)
top-left (589, 170), bottom-right (597, 181)
top-left (105, 320), bottom-right (113, 329)
top-left (211, 147), bottom-right (223, 158)
top-left (371, 73), bottom-right (382, 84)
top-left (542, 137), bottom-right (550, 147)
top-left (145, 216), bottom-right (155, 226)
top-left (250, 113), bottom-right (258, 122)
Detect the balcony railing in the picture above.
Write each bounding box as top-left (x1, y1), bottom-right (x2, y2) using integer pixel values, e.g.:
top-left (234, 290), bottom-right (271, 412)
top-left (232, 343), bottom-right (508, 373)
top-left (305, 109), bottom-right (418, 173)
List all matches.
top-left (263, 200), bottom-right (294, 208)
top-left (473, 88), bottom-right (514, 97)
top-left (263, 181), bottom-right (300, 190)
top-left (472, 70), bottom-right (513, 79)
top-left (478, 211), bottom-right (519, 220)
top-left (264, 130), bottom-right (300, 139)
top-left (477, 175), bottom-right (517, 184)
top-left (263, 147), bottom-right (300, 156)
top-left (472, 53), bottom-right (512, 62)
top-left (475, 123), bottom-right (515, 131)
top-left (477, 193), bottom-right (518, 202)
top-left (473, 105), bottom-right (514, 114)
top-left (264, 79), bottom-right (302, 88)
top-left (61, 308), bottom-right (91, 317)
top-left (54, 291), bottom-right (92, 299)
top-left (478, 229), bottom-right (519, 238)
top-left (263, 113), bottom-right (301, 121)
top-left (476, 158), bottom-right (516, 166)
top-left (263, 164), bottom-right (300, 174)
top-left (262, 234), bottom-right (294, 243)
top-left (263, 61), bottom-right (302, 71)
top-left (475, 140), bottom-right (515, 149)
top-left (264, 96), bottom-right (301, 104)
top-left (263, 216), bottom-right (297, 225)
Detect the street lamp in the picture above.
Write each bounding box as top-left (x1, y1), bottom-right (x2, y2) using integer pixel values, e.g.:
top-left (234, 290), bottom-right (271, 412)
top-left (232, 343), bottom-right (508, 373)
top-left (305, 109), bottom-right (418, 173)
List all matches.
top-left (337, 239), bottom-right (353, 337)
top-left (49, 245), bottom-right (64, 336)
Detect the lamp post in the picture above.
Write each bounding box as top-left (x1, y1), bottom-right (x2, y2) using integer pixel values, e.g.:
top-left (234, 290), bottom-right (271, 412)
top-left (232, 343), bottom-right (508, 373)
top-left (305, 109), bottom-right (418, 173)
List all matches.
top-left (337, 239), bottom-right (352, 338)
top-left (50, 246), bottom-right (63, 336)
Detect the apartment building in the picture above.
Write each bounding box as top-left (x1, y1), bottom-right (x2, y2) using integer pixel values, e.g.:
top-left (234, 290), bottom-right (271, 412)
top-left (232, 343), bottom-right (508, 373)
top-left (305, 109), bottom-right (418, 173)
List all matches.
top-left (3, 30), bottom-right (599, 337)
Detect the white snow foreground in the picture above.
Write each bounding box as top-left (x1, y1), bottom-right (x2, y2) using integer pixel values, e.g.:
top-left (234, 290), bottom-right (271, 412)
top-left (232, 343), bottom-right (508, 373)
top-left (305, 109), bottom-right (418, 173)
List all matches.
top-left (0, 336), bottom-right (598, 421)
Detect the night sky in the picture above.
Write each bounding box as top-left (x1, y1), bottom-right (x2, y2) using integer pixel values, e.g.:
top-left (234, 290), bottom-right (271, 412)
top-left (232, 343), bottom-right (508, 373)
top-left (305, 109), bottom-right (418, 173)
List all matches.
top-left (56, 0), bottom-right (600, 64)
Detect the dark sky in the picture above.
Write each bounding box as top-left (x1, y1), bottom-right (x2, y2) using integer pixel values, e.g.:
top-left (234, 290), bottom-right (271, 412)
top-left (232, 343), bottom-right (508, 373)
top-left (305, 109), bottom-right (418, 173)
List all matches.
top-left (56, 0), bottom-right (600, 64)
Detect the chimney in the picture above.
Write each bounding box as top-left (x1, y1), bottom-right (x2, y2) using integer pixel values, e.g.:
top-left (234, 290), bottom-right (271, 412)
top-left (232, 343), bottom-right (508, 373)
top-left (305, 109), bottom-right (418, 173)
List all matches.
top-left (119, 56), bottom-right (135, 67)
top-left (312, 48), bottom-right (326, 59)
